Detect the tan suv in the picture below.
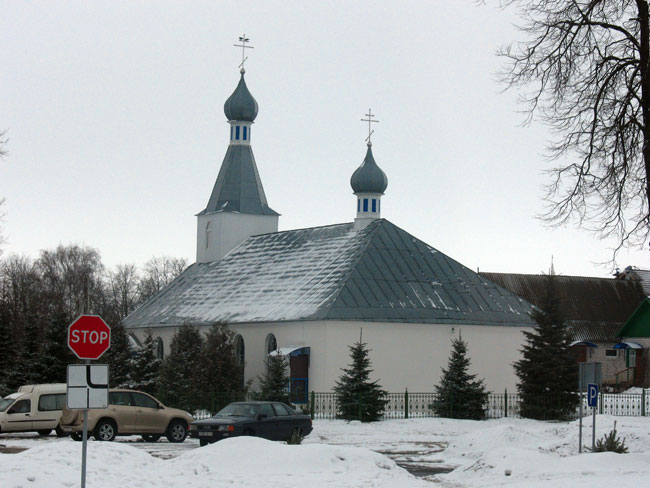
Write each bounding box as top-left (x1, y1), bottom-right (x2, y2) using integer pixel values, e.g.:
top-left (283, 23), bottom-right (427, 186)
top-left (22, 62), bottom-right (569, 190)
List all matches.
top-left (60, 389), bottom-right (193, 443)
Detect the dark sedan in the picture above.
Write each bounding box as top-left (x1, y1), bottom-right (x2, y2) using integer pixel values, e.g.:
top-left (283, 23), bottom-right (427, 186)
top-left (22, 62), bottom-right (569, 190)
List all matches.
top-left (189, 401), bottom-right (313, 446)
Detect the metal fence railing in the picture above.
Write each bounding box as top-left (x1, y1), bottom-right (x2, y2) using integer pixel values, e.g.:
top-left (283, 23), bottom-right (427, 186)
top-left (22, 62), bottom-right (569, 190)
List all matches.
top-left (161, 389), bottom-right (649, 421)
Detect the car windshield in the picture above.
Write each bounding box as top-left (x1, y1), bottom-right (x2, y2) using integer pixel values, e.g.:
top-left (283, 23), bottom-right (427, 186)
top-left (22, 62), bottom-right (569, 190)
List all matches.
top-left (214, 403), bottom-right (259, 417)
top-left (0, 398), bottom-right (15, 412)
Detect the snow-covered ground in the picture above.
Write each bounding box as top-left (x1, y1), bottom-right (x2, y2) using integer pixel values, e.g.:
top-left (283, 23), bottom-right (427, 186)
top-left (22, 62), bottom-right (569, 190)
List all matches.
top-left (1, 415), bottom-right (649, 487)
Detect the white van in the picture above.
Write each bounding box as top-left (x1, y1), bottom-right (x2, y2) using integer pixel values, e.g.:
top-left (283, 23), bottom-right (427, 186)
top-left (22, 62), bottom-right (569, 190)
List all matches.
top-left (0, 384), bottom-right (67, 436)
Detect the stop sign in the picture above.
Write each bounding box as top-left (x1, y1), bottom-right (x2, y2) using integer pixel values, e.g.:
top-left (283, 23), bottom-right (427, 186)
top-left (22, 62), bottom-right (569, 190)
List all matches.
top-left (67, 315), bottom-right (111, 360)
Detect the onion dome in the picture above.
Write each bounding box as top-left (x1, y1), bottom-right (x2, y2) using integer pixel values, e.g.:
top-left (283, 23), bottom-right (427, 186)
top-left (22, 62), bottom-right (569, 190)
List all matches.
top-left (350, 144), bottom-right (388, 194)
top-left (223, 69), bottom-right (258, 122)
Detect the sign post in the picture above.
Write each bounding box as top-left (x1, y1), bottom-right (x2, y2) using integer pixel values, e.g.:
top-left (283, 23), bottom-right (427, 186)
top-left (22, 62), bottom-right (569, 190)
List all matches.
top-left (578, 362), bottom-right (602, 453)
top-left (67, 315), bottom-right (111, 488)
top-left (587, 383), bottom-right (599, 451)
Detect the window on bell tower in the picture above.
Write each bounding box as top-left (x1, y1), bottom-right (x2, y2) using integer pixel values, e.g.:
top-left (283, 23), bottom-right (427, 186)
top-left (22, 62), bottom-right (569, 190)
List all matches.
top-left (206, 221), bottom-right (212, 249)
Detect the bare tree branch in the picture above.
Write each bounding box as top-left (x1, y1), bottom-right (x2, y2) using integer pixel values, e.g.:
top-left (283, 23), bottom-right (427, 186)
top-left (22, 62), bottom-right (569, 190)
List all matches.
top-left (498, 0), bottom-right (650, 264)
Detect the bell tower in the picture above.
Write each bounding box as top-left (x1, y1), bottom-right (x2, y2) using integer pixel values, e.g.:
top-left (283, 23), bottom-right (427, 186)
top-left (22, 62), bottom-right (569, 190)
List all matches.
top-left (196, 36), bottom-right (279, 263)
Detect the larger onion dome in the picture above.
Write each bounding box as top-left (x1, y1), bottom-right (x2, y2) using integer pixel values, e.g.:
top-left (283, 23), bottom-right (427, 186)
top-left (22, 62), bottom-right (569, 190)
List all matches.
top-left (223, 69), bottom-right (258, 122)
top-left (350, 144), bottom-right (388, 194)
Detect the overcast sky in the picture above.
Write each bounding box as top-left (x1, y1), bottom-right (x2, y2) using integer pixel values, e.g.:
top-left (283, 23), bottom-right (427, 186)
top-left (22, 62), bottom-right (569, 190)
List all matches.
top-left (1, 0), bottom-right (648, 277)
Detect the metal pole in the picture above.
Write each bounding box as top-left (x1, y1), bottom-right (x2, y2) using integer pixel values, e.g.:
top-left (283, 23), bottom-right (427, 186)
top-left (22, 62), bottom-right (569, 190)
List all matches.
top-left (404, 389), bottom-right (409, 419)
top-left (81, 359), bottom-right (90, 488)
top-left (592, 407), bottom-right (596, 452)
top-left (578, 363), bottom-right (583, 453)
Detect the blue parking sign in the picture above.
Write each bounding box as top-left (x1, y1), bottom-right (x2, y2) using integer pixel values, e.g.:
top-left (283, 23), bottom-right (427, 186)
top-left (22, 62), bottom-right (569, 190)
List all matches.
top-left (587, 383), bottom-right (599, 407)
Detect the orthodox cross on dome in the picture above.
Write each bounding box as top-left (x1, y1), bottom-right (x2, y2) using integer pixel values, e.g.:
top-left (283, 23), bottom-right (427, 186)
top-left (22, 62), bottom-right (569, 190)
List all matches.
top-left (234, 34), bottom-right (254, 71)
top-left (361, 109), bottom-right (379, 146)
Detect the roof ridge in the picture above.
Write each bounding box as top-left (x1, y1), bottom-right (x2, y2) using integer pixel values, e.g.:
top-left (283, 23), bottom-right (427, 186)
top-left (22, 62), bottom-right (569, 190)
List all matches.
top-left (315, 220), bottom-right (385, 317)
top-left (481, 271), bottom-right (618, 281)
top-left (249, 221), bottom-right (354, 238)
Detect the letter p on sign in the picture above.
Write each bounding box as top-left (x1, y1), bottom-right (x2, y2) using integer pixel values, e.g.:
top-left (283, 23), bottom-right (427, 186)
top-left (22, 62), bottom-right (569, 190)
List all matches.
top-left (67, 315), bottom-right (111, 360)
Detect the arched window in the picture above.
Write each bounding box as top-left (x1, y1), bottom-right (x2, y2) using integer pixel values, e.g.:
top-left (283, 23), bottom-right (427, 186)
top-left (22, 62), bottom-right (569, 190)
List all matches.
top-left (155, 337), bottom-right (164, 359)
top-left (205, 221), bottom-right (212, 249)
top-left (265, 333), bottom-right (277, 355)
top-left (234, 334), bottom-right (245, 367)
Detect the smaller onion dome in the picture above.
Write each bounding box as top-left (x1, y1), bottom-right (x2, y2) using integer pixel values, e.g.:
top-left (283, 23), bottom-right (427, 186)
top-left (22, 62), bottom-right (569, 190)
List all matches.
top-left (350, 144), bottom-right (388, 194)
top-left (223, 69), bottom-right (258, 122)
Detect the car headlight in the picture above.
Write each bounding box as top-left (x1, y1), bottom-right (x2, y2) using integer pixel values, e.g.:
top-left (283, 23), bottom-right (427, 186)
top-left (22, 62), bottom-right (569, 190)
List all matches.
top-left (218, 425), bottom-right (235, 432)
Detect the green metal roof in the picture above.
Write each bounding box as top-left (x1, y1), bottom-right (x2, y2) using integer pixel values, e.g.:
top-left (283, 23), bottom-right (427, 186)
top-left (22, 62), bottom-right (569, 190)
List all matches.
top-left (619, 298), bottom-right (650, 337)
top-left (124, 219), bottom-right (534, 328)
top-left (199, 144), bottom-right (279, 216)
top-left (350, 144), bottom-right (388, 194)
top-left (223, 71), bottom-right (258, 122)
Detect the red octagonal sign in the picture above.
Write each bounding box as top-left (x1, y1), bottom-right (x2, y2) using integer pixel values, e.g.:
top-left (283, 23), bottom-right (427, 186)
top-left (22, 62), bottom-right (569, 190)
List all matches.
top-left (67, 315), bottom-right (111, 360)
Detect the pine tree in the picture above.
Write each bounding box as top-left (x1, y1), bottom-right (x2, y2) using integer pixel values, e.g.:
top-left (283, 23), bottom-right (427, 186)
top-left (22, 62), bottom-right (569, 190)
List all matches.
top-left (258, 352), bottom-right (290, 403)
top-left (0, 296), bottom-right (14, 396)
top-left (432, 336), bottom-right (488, 420)
top-left (40, 311), bottom-right (77, 383)
top-left (129, 330), bottom-right (161, 394)
top-left (157, 324), bottom-right (204, 411)
top-left (199, 324), bottom-right (244, 394)
top-left (514, 273), bottom-right (579, 420)
top-left (104, 321), bottom-right (133, 387)
top-left (334, 340), bottom-right (387, 422)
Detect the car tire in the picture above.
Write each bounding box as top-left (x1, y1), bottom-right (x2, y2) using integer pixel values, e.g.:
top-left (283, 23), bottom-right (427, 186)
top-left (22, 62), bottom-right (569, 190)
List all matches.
top-left (94, 420), bottom-right (117, 441)
top-left (37, 429), bottom-right (52, 436)
top-left (71, 432), bottom-right (83, 441)
top-left (287, 427), bottom-right (303, 442)
top-left (55, 425), bottom-right (68, 437)
top-left (166, 420), bottom-right (187, 443)
top-left (199, 439), bottom-right (209, 447)
top-left (141, 434), bottom-right (161, 443)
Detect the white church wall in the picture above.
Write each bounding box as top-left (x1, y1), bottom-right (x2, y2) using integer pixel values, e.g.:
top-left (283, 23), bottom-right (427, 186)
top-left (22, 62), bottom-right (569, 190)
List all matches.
top-left (132, 319), bottom-right (528, 393)
top-left (197, 211), bottom-right (278, 263)
top-left (235, 320), bottom-right (529, 393)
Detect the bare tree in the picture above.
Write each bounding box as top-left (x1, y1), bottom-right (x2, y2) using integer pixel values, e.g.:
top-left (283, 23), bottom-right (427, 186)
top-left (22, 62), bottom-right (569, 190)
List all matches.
top-left (107, 263), bottom-right (140, 319)
top-left (138, 256), bottom-right (188, 303)
top-left (499, 1), bottom-right (650, 260)
top-left (0, 130), bottom-right (7, 160)
top-left (0, 130), bottom-right (8, 255)
top-left (37, 244), bottom-right (104, 318)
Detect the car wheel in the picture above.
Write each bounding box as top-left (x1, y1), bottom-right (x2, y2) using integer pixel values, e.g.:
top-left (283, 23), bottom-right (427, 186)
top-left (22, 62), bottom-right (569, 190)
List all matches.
top-left (94, 420), bottom-right (117, 441)
top-left (199, 439), bottom-right (209, 447)
top-left (166, 420), bottom-right (187, 443)
top-left (287, 427), bottom-right (303, 442)
top-left (37, 429), bottom-right (52, 436)
top-left (71, 432), bottom-right (83, 441)
top-left (55, 425), bottom-right (68, 437)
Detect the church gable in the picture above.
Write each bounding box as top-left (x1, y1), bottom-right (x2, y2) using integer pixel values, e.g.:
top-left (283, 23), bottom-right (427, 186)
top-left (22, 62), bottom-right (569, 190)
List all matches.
top-left (325, 220), bottom-right (535, 326)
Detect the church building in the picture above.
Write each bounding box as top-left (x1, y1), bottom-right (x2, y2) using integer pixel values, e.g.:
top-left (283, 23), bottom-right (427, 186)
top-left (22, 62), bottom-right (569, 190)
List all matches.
top-left (123, 54), bottom-right (536, 399)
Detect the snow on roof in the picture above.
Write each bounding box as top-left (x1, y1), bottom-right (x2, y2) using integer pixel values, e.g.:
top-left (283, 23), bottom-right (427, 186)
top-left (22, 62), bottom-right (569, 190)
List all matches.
top-left (123, 220), bottom-right (535, 328)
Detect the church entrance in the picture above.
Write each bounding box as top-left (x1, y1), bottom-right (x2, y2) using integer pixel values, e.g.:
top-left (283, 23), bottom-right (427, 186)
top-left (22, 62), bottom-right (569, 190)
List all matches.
top-left (289, 351), bottom-right (309, 404)
top-left (269, 345), bottom-right (310, 404)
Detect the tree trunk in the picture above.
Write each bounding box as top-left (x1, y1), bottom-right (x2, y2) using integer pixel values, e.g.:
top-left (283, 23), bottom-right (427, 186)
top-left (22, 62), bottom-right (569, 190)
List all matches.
top-left (638, 1), bottom-right (650, 222)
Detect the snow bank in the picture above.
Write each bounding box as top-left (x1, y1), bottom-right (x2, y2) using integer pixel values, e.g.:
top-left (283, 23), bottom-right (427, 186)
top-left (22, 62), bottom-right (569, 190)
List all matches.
top-left (0, 436), bottom-right (428, 488)
top-left (439, 416), bottom-right (650, 488)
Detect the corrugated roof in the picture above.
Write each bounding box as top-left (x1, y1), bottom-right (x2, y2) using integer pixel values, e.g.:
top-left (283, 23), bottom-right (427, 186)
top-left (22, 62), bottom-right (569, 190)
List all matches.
top-left (199, 144), bottom-right (279, 216)
top-left (480, 272), bottom-right (646, 342)
top-left (124, 220), bottom-right (535, 328)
